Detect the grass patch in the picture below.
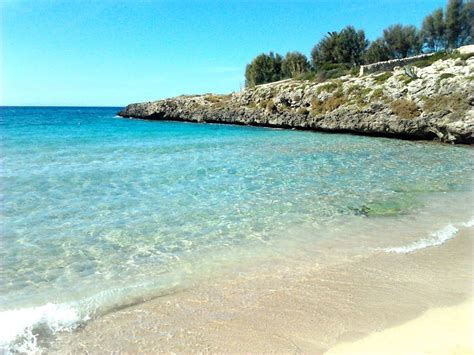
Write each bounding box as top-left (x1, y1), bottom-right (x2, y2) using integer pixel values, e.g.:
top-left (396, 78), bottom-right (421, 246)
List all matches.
top-left (397, 74), bottom-right (416, 85)
top-left (265, 100), bottom-right (276, 112)
top-left (297, 107), bottom-right (308, 115)
top-left (204, 94), bottom-right (228, 104)
top-left (346, 84), bottom-right (363, 95)
top-left (411, 50), bottom-right (474, 68)
top-left (411, 52), bottom-right (447, 68)
top-left (350, 67), bottom-right (360, 76)
top-left (371, 87), bottom-right (385, 101)
top-left (317, 81), bottom-right (340, 93)
top-left (423, 93), bottom-right (469, 114)
top-left (295, 72), bottom-right (317, 81)
top-left (373, 72), bottom-right (393, 84)
top-left (310, 91), bottom-right (346, 115)
top-left (310, 98), bottom-right (324, 116)
top-left (437, 73), bottom-right (456, 84)
top-left (390, 98), bottom-right (420, 118)
top-left (346, 85), bottom-right (372, 106)
top-left (324, 95), bottom-right (345, 112)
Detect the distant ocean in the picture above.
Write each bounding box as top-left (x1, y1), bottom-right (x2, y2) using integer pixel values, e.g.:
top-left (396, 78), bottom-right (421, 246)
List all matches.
top-left (1, 106), bottom-right (473, 353)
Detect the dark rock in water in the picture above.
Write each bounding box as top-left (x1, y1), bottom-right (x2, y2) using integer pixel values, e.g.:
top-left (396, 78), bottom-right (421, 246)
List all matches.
top-left (119, 57), bottom-right (474, 144)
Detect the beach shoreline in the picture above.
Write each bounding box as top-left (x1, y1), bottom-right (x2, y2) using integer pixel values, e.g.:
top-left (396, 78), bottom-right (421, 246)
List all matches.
top-left (327, 298), bottom-right (474, 355)
top-left (50, 226), bottom-right (473, 353)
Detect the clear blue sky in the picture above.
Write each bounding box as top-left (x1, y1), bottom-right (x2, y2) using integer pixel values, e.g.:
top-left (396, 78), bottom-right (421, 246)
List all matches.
top-left (1, 0), bottom-right (446, 107)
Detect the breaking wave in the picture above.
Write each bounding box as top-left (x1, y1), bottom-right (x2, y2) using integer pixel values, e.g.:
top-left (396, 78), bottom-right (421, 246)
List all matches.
top-left (383, 218), bottom-right (473, 254)
top-left (0, 303), bottom-right (84, 354)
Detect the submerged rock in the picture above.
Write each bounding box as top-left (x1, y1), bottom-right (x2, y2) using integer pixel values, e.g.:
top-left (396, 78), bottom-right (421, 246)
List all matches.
top-left (119, 56), bottom-right (474, 144)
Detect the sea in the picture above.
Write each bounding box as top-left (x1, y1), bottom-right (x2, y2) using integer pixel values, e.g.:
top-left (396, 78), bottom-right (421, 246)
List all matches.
top-left (1, 106), bottom-right (473, 353)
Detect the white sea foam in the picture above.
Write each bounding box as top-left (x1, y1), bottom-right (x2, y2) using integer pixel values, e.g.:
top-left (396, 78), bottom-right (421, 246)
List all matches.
top-left (0, 303), bottom-right (82, 354)
top-left (383, 224), bottom-right (460, 254)
top-left (462, 217), bottom-right (474, 228)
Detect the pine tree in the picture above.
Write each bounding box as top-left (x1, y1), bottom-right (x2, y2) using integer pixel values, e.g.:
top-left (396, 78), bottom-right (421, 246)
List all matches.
top-left (446, 0), bottom-right (463, 48)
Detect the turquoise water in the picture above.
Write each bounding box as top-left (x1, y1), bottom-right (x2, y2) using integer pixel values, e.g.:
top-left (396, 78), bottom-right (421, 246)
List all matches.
top-left (1, 107), bottom-right (473, 351)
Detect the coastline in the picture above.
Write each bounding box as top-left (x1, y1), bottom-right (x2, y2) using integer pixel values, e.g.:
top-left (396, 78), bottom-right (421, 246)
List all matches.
top-left (327, 299), bottom-right (474, 354)
top-left (118, 55), bottom-right (474, 144)
top-left (50, 224), bottom-right (473, 353)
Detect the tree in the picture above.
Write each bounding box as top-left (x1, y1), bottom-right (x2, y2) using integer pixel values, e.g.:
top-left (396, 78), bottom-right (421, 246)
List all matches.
top-left (383, 24), bottom-right (421, 58)
top-left (311, 26), bottom-right (368, 68)
top-left (311, 31), bottom-right (340, 68)
top-left (433, 8), bottom-right (448, 49)
top-left (422, 8), bottom-right (446, 52)
top-left (446, 0), bottom-right (464, 47)
top-left (245, 52), bottom-right (283, 87)
top-left (364, 38), bottom-right (391, 64)
top-left (281, 52), bottom-right (310, 78)
top-left (335, 26), bottom-right (369, 65)
top-left (461, 0), bottom-right (474, 45)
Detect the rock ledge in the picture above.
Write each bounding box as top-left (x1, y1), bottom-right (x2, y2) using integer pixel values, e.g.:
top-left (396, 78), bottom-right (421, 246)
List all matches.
top-left (119, 57), bottom-right (474, 144)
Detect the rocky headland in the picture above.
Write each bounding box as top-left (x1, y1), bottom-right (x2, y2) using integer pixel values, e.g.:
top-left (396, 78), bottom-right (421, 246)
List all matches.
top-left (119, 54), bottom-right (474, 144)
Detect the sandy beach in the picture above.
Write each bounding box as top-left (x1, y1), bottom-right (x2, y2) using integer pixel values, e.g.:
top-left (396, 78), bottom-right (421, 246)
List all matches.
top-left (328, 299), bottom-right (474, 355)
top-left (50, 226), bottom-right (473, 353)
top-left (4, 1), bottom-right (474, 353)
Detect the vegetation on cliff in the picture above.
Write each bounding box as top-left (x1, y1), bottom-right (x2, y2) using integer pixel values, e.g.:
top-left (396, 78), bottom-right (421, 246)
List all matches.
top-left (245, 0), bottom-right (473, 87)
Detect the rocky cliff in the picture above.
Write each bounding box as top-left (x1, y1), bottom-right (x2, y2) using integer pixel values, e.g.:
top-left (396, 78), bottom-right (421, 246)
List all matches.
top-left (119, 55), bottom-right (474, 144)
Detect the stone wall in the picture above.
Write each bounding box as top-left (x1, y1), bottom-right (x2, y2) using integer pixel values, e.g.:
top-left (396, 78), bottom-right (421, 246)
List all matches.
top-left (359, 53), bottom-right (435, 76)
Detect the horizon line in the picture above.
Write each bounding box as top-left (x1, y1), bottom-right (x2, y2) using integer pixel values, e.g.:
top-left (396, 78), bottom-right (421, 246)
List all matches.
top-left (0, 105), bottom-right (126, 108)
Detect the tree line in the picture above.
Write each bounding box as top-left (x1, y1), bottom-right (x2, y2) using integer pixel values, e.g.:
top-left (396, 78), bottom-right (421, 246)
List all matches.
top-left (245, 0), bottom-right (473, 87)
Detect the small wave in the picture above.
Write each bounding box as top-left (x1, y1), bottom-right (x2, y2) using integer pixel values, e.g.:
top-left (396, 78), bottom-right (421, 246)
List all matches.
top-left (0, 303), bottom-right (83, 354)
top-left (383, 216), bottom-right (474, 254)
top-left (383, 224), bottom-right (459, 254)
top-left (0, 279), bottom-right (182, 353)
top-left (462, 217), bottom-right (474, 228)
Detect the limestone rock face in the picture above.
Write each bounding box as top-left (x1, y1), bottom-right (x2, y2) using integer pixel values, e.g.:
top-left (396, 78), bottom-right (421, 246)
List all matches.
top-left (119, 56), bottom-right (474, 144)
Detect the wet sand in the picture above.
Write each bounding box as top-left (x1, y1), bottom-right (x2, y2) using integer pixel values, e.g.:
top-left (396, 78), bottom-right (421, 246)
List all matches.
top-left (51, 227), bottom-right (473, 353)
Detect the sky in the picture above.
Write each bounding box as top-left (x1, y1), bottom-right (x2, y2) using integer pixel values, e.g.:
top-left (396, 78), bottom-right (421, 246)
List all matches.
top-left (1, 0), bottom-right (446, 107)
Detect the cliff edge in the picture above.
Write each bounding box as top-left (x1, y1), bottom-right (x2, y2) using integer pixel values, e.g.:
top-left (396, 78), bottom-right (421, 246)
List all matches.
top-left (119, 55), bottom-right (474, 144)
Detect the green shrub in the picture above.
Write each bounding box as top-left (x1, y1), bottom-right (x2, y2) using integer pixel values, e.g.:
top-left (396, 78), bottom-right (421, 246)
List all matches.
top-left (295, 71), bottom-right (317, 81)
top-left (318, 63), bottom-right (352, 79)
top-left (390, 99), bottom-right (420, 118)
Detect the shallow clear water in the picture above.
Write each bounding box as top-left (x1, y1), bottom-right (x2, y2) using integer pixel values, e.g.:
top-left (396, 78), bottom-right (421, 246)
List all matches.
top-left (0, 107), bottom-right (473, 351)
